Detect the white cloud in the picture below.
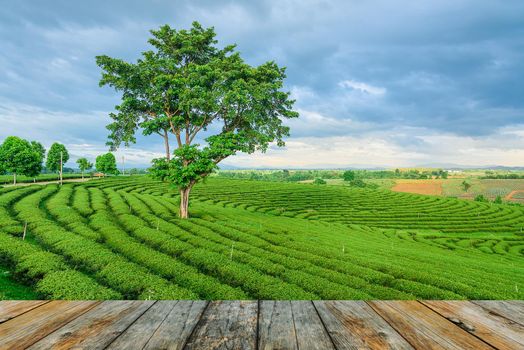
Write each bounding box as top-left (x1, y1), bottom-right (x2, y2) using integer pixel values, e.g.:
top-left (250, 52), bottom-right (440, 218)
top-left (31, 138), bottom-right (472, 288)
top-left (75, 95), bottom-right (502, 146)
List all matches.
top-left (338, 80), bottom-right (387, 96)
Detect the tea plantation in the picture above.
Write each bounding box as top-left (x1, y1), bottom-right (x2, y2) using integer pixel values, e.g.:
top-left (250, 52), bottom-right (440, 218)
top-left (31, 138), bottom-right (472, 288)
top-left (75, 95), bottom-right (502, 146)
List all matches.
top-left (0, 177), bottom-right (522, 300)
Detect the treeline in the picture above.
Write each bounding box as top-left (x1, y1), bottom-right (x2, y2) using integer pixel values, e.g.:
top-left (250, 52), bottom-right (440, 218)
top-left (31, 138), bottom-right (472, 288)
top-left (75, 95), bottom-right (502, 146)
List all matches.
top-left (481, 174), bottom-right (524, 179)
top-left (350, 169), bottom-right (448, 179)
top-left (217, 168), bottom-right (449, 182)
top-left (217, 170), bottom-right (343, 182)
top-left (0, 136), bottom-right (121, 184)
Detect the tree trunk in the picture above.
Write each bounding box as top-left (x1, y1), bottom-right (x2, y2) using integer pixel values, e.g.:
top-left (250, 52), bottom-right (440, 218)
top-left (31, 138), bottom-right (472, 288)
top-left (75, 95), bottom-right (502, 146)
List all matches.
top-left (13, 172), bottom-right (16, 185)
top-left (179, 186), bottom-right (192, 219)
top-left (81, 171), bottom-right (84, 180)
top-left (164, 130), bottom-right (171, 161)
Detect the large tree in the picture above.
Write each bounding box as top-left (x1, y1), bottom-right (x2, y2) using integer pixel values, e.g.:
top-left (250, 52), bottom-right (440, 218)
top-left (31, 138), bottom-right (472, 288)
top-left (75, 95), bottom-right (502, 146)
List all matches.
top-left (97, 22), bottom-right (298, 218)
top-left (29, 141), bottom-right (46, 182)
top-left (96, 153), bottom-right (118, 175)
top-left (0, 136), bottom-right (43, 184)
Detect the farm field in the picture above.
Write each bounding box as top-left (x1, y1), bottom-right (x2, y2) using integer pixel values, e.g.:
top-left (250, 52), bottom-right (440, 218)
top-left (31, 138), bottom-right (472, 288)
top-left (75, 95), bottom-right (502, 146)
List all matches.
top-left (362, 178), bottom-right (524, 202)
top-left (0, 176), bottom-right (523, 300)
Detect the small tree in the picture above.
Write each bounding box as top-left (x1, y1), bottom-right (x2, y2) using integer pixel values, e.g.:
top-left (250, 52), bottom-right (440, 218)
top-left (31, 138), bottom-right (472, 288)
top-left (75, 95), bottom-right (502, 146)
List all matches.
top-left (0, 136), bottom-right (42, 184)
top-left (343, 170), bottom-right (355, 182)
top-left (98, 22), bottom-right (297, 218)
top-left (46, 143), bottom-right (69, 184)
top-left (461, 180), bottom-right (471, 192)
top-left (348, 179), bottom-right (367, 188)
top-left (313, 178), bottom-right (326, 185)
top-left (96, 153), bottom-right (118, 175)
top-left (30, 141), bottom-right (45, 182)
top-left (76, 158), bottom-right (93, 179)
top-left (474, 194), bottom-right (488, 202)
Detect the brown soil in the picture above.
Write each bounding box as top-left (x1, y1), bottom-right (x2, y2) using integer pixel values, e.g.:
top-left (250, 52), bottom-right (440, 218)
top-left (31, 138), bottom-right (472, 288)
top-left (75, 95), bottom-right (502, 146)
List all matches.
top-left (505, 190), bottom-right (524, 202)
top-left (391, 180), bottom-right (443, 196)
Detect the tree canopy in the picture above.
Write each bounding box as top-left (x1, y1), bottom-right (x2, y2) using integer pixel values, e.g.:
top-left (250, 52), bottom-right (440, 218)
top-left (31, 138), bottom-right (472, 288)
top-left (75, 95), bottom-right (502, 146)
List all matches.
top-left (343, 170), bottom-right (356, 181)
top-left (0, 136), bottom-right (43, 183)
top-left (97, 22), bottom-right (298, 218)
top-left (96, 153), bottom-right (118, 175)
top-left (76, 157), bottom-right (93, 178)
top-left (46, 143), bottom-right (69, 173)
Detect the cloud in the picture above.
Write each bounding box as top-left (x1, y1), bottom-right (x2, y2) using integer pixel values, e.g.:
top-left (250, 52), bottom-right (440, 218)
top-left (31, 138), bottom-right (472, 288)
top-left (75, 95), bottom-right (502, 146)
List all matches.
top-left (338, 80), bottom-right (386, 96)
top-left (1, 0), bottom-right (523, 167)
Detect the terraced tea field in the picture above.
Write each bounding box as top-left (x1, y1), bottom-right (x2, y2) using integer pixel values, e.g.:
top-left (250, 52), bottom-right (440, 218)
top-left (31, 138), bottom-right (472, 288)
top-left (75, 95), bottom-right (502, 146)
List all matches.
top-left (0, 177), bottom-right (523, 300)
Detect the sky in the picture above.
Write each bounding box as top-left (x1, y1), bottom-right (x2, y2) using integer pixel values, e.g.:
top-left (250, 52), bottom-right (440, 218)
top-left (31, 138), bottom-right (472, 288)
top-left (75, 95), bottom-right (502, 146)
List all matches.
top-left (1, 0), bottom-right (523, 169)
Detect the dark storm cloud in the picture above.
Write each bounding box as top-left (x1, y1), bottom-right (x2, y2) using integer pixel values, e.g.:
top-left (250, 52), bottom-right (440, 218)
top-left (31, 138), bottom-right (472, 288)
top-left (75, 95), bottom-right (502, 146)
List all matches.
top-left (1, 0), bottom-right (523, 166)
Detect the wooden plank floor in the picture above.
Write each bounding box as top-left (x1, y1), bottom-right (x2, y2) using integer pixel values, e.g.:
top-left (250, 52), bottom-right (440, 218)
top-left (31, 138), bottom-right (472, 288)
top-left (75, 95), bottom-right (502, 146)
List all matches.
top-left (0, 301), bottom-right (522, 349)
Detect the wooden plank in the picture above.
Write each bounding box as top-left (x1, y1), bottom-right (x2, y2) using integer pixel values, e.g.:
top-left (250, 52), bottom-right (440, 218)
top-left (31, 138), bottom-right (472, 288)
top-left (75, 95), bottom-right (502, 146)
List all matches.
top-left (28, 300), bottom-right (154, 350)
top-left (422, 301), bottom-right (524, 350)
top-left (315, 300), bottom-right (412, 349)
top-left (472, 300), bottom-right (524, 325)
top-left (142, 300), bottom-right (208, 350)
top-left (106, 301), bottom-right (179, 349)
top-left (293, 301), bottom-right (335, 350)
top-left (0, 300), bottom-right (98, 350)
top-left (184, 300), bottom-right (257, 350)
top-left (368, 301), bottom-right (493, 350)
top-left (0, 300), bottom-right (49, 324)
top-left (258, 301), bottom-right (298, 350)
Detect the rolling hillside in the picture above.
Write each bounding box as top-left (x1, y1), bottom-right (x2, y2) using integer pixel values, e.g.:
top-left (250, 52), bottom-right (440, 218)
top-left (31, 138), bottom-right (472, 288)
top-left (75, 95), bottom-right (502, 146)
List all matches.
top-left (0, 177), bottom-right (522, 300)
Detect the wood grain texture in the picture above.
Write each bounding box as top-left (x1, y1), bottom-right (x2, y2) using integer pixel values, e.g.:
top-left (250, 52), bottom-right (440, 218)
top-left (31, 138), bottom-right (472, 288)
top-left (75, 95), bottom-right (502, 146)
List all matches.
top-left (106, 301), bottom-right (178, 349)
top-left (368, 301), bottom-right (493, 350)
top-left (0, 300), bottom-right (98, 350)
top-left (143, 300), bottom-right (208, 350)
top-left (0, 300), bottom-right (48, 324)
top-left (293, 301), bottom-right (335, 350)
top-left (0, 300), bottom-right (520, 349)
top-left (472, 300), bottom-right (524, 325)
top-left (422, 300), bottom-right (524, 350)
top-left (28, 300), bottom-right (154, 350)
top-left (258, 301), bottom-right (298, 350)
top-left (315, 301), bottom-right (412, 350)
top-left (184, 300), bottom-right (257, 350)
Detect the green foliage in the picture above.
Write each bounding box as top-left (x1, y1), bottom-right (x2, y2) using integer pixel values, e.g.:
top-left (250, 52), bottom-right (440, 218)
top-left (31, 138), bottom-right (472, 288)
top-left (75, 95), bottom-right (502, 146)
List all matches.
top-left (96, 153), bottom-right (119, 175)
top-left (0, 136), bottom-right (43, 179)
top-left (46, 143), bottom-right (69, 172)
top-left (494, 196), bottom-right (503, 204)
top-left (0, 173), bottom-right (84, 185)
top-left (343, 170), bottom-right (356, 181)
top-left (76, 157), bottom-right (93, 173)
top-left (97, 22), bottom-right (297, 216)
top-left (348, 179), bottom-right (367, 188)
top-left (461, 181), bottom-right (472, 192)
top-left (1, 177), bottom-right (523, 300)
top-left (313, 178), bottom-right (326, 185)
top-left (474, 194), bottom-right (488, 202)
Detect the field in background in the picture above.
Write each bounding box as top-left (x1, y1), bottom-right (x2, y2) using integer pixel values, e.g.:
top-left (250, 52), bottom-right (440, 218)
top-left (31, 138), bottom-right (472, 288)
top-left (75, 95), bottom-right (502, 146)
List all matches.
top-left (389, 178), bottom-right (524, 202)
top-left (1, 176), bottom-right (522, 300)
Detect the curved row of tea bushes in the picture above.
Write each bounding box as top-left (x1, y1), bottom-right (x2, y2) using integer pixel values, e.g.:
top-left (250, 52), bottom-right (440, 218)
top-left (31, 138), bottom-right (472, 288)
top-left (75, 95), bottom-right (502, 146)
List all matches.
top-left (0, 187), bottom-right (120, 299)
top-left (15, 185), bottom-right (195, 299)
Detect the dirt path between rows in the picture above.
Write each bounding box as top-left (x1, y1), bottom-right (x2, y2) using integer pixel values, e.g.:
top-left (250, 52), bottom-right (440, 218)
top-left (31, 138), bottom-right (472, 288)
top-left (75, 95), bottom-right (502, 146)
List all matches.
top-left (505, 190), bottom-right (524, 201)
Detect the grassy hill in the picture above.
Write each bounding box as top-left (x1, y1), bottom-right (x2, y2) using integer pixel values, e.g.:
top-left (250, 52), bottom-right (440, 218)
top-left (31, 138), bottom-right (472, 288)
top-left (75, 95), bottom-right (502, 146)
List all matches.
top-left (0, 176), bottom-right (522, 300)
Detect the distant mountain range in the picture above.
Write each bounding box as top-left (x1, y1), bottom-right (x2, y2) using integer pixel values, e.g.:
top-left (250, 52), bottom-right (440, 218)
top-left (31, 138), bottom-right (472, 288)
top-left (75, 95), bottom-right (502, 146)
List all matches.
top-left (218, 163), bottom-right (524, 171)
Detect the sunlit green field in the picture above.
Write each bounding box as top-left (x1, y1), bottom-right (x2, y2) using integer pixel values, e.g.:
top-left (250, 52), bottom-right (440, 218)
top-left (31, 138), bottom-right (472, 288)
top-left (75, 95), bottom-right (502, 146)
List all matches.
top-left (0, 176), bottom-right (522, 300)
